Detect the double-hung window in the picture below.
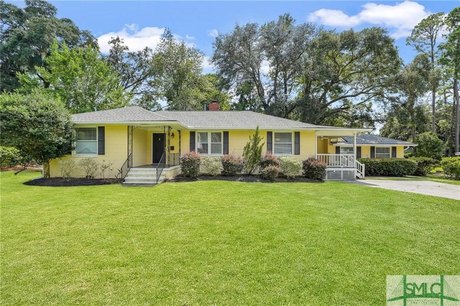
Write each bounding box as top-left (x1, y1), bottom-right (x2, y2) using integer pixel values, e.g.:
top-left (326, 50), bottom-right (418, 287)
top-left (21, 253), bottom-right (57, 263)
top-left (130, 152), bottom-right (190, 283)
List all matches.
top-left (340, 147), bottom-right (354, 155)
top-left (274, 132), bottom-right (292, 155)
top-left (375, 147), bottom-right (390, 158)
top-left (75, 128), bottom-right (97, 155)
top-left (197, 132), bottom-right (222, 155)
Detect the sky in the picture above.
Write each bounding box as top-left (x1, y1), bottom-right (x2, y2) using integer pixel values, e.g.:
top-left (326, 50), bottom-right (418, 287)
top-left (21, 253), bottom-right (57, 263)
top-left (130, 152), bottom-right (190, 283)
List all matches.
top-left (8, 0), bottom-right (459, 71)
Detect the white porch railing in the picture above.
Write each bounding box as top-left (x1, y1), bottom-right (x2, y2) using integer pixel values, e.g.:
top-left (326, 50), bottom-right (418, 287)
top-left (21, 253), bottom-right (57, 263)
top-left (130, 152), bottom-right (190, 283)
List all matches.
top-left (316, 154), bottom-right (355, 168)
top-left (356, 159), bottom-right (365, 178)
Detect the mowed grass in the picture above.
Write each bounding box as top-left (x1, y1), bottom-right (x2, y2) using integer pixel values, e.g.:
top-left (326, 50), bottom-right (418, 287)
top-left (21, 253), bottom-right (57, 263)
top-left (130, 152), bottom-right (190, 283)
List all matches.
top-left (1, 171), bottom-right (459, 305)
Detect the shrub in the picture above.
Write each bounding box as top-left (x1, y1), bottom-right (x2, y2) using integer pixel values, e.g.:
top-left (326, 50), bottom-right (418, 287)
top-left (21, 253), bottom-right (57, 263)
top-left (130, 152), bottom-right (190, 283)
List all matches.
top-left (259, 153), bottom-right (280, 169)
top-left (0, 146), bottom-right (22, 167)
top-left (200, 156), bottom-right (221, 176)
top-left (409, 157), bottom-right (438, 176)
top-left (221, 155), bottom-right (244, 176)
top-left (441, 157), bottom-right (460, 180)
top-left (79, 158), bottom-right (99, 178)
top-left (242, 126), bottom-right (263, 174)
top-left (279, 157), bottom-right (302, 179)
top-left (260, 165), bottom-right (279, 182)
top-left (358, 158), bottom-right (417, 176)
top-left (100, 160), bottom-right (113, 179)
top-left (302, 158), bottom-right (326, 181)
top-left (180, 152), bottom-right (201, 178)
top-left (414, 132), bottom-right (446, 160)
top-left (59, 159), bottom-right (76, 179)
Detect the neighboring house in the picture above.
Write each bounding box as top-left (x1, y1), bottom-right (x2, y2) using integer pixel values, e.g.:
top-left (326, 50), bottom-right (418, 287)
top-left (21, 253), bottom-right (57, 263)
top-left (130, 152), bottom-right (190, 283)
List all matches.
top-left (49, 104), bottom-right (415, 184)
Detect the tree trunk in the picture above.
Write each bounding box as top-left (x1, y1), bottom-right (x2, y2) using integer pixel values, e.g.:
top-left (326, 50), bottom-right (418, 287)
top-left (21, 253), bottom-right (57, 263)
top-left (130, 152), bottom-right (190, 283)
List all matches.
top-left (431, 88), bottom-right (436, 133)
top-left (454, 78), bottom-right (460, 154)
top-left (43, 161), bottom-right (51, 178)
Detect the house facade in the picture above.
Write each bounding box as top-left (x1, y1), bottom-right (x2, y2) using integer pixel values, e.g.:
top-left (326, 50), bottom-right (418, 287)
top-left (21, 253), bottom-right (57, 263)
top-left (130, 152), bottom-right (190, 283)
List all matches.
top-left (49, 105), bottom-right (416, 183)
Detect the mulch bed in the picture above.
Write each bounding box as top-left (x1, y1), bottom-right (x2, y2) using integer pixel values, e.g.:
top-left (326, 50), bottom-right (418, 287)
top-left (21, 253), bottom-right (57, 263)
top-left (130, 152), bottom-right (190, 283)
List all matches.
top-left (24, 177), bottom-right (120, 187)
top-left (167, 175), bottom-right (322, 183)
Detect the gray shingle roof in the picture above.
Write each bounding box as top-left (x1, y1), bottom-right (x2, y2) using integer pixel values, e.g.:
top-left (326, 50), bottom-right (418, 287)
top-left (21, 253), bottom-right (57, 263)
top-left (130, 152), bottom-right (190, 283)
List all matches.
top-left (156, 111), bottom-right (317, 130)
top-left (338, 134), bottom-right (416, 146)
top-left (72, 106), bottom-right (172, 123)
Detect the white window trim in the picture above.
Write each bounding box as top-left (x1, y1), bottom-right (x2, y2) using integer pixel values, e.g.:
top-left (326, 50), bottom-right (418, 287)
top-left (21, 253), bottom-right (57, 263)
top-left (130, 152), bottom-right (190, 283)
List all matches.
top-left (73, 127), bottom-right (98, 157)
top-left (196, 131), bottom-right (223, 156)
top-left (273, 132), bottom-right (294, 156)
top-left (375, 147), bottom-right (391, 159)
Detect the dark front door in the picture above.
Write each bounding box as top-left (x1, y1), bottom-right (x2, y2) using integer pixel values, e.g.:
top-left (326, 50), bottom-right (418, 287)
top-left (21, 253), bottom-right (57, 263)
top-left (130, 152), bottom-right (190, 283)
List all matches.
top-left (152, 133), bottom-right (166, 164)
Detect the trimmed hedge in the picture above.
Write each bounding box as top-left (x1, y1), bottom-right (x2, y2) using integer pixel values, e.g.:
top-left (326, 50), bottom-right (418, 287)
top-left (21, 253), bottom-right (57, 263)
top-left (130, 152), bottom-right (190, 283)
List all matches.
top-left (259, 153), bottom-right (280, 169)
top-left (221, 155), bottom-right (244, 176)
top-left (358, 158), bottom-right (417, 177)
top-left (441, 157), bottom-right (460, 180)
top-left (200, 156), bottom-right (221, 176)
top-left (279, 157), bottom-right (302, 178)
top-left (260, 165), bottom-right (279, 182)
top-left (302, 158), bottom-right (326, 181)
top-left (180, 152), bottom-right (201, 178)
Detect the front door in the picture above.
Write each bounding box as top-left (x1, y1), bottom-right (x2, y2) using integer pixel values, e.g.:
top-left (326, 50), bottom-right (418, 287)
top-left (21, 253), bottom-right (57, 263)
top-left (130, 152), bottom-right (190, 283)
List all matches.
top-left (152, 133), bottom-right (166, 164)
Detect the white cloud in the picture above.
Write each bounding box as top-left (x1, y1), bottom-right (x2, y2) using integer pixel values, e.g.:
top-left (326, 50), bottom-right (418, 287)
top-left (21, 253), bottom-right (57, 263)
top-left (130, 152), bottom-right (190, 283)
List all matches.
top-left (97, 24), bottom-right (195, 54)
top-left (308, 1), bottom-right (430, 39)
top-left (260, 60), bottom-right (270, 75)
top-left (202, 56), bottom-right (215, 73)
top-left (208, 29), bottom-right (219, 38)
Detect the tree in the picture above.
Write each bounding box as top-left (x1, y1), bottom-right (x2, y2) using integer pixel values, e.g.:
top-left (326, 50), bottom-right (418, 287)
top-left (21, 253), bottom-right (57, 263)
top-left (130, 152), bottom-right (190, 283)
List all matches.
top-left (407, 12), bottom-right (445, 133)
top-left (152, 30), bottom-right (205, 110)
top-left (106, 37), bottom-right (158, 109)
top-left (242, 127), bottom-right (264, 174)
top-left (0, 0), bottom-right (95, 92)
top-left (440, 8), bottom-right (460, 154)
top-left (213, 14), bottom-right (315, 116)
top-left (296, 28), bottom-right (401, 126)
top-left (414, 132), bottom-right (446, 160)
top-left (0, 91), bottom-right (73, 177)
top-left (18, 42), bottom-right (130, 113)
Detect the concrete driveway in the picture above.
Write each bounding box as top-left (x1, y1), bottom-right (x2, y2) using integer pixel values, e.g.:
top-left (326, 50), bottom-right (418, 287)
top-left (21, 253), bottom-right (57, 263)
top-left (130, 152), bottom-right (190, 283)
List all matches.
top-left (355, 179), bottom-right (460, 200)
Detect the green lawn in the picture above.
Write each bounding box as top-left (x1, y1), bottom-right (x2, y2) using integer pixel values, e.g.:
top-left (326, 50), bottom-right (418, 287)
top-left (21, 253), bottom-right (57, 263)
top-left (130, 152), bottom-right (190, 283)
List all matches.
top-left (1, 171), bottom-right (459, 305)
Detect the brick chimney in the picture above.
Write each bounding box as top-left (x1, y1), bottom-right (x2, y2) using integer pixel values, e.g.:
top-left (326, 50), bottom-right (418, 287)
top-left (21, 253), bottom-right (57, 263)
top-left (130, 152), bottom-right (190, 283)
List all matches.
top-left (208, 101), bottom-right (220, 111)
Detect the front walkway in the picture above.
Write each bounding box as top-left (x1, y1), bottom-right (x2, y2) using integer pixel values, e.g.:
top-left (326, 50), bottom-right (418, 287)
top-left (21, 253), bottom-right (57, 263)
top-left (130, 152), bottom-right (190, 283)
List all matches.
top-left (355, 179), bottom-right (460, 200)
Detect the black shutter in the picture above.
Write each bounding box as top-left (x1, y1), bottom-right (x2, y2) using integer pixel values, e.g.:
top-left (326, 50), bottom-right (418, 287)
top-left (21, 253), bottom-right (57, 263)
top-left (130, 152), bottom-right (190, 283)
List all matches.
top-left (223, 131), bottom-right (229, 154)
top-left (370, 146), bottom-right (376, 158)
top-left (267, 131), bottom-right (273, 153)
top-left (294, 132), bottom-right (300, 155)
top-left (190, 131), bottom-right (196, 152)
top-left (391, 146), bottom-right (397, 158)
top-left (357, 146), bottom-right (362, 159)
top-left (97, 126), bottom-right (105, 155)
top-left (335, 146), bottom-right (340, 154)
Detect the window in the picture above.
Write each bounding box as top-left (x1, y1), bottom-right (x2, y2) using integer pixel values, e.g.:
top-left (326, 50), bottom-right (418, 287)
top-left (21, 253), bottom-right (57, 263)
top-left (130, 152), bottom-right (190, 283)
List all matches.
top-left (274, 132), bottom-right (292, 155)
top-left (375, 147), bottom-right (390, 158)
top-left (75, 128), bottom-right (97, 155)
top-left (196, 132), bottom-right (222, 155)
top-left (339, 147), bottom-right (354, 155)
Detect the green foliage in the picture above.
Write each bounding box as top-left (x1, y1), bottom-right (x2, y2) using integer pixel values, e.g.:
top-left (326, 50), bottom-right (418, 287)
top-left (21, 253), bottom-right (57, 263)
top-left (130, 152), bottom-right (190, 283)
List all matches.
top-left (19, 42), bottom-right (130, 113)
top-left (359, 158), bottom-right (417, 177)
top-left (279, 157), bottom-right (302, 179)
top-left (180, 152), bottom-right (201, 178)
top-left (259, 153), bottom-right (280, 169)
top-left (441, 157), bottom-right (460, 180)
top-left (0, 0), bottom-right (95, 92)
top-left (302, 158), bottom-right (326, 181)
top-left (0, 146), bottom-right (22, 167)
top-left (59, 159), bottom-right (77, 179)
top-left (409, 157), bottom-right (438, 176)
top-left (260, 165), bottom-right (279, 182)
top-left (0, 91), bottom-right (72, 176)
top-left (221, 155), bottom-right (244, 176)
top-left (242, 127), bottom-right (264, 174)
top-left (79, 158), bottom-right (98, 178)
top-left (414, 132), bottom-right (446, 159)
top-left (200, 156), bottom-right (222, 176)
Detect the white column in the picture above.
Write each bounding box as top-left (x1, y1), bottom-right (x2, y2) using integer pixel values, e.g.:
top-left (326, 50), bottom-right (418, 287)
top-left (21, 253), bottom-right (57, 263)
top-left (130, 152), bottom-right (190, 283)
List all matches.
top-left (314, 131), bottom-right (318, 159)
top-left (353, 133), bottom-right (357, 178)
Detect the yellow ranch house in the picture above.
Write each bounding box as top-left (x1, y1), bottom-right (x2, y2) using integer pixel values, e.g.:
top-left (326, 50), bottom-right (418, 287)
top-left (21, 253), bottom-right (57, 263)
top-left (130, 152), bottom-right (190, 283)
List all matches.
top-left (50, 104), bottom-right (416, 184)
